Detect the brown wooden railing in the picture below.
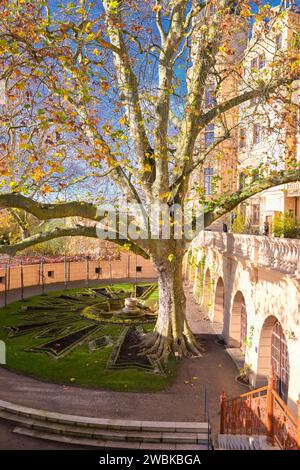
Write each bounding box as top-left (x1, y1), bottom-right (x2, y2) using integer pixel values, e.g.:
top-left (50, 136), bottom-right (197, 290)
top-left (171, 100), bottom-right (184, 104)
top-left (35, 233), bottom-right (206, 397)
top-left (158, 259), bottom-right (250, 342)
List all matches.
top-left (220, 370), bottom-right (300, 450)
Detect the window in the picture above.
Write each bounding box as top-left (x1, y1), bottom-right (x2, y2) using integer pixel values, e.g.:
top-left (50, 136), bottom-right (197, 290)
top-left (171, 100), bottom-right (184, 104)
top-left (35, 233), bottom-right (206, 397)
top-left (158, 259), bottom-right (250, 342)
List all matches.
top-left (136, 266), bottom-right (142, 273)
top-left (253, 124), bottom-right (262, 144)
top-left (292, 31), bottom-right (300, 51)
top-left (204, 168), bottom-right (214, 195)
top-left (95, 267), bottom-right (102, 275)
top-left (275, 34), bottom-right (282, 51)
top-left (239, 172), bottom-right (246, 189)
top-left (271, 321), bottom-right (289, 403)
top-left (204, 124), bottom-right (215, 149)
top-left (205, 83), bottom-right (216, 109)
top-left (258, 53), bottom-right (266, 69)
top-left (0, 277), bottom-right (4, 284)
top-left (252, 204), bottom-right (260, 225)
top-left (251, 169), bottom-right (259, 181)
top-left (250, 57), bottom-right (258, 69)
top-left (239, 128), bottom-right (246, 148)
top-left (251, 54), bottom-right (265, 71)
top-left (47, 271), bottom-right (54, 278)
top-left (250, 96), bottom-right (259, 106)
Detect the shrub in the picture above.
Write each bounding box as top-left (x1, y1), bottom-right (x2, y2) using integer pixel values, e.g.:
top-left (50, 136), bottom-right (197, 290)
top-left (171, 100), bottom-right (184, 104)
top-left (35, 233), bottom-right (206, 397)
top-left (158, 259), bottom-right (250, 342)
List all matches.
top-left (232, 213), bottom-right (247, 234)
top-left (273, 212), bottom-right (300, 239)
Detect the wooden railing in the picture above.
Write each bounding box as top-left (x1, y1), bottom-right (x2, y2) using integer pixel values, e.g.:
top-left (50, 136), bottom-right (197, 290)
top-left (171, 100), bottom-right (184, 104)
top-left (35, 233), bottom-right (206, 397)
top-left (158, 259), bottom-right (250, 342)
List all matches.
top-left (220, 370), bottom-right (300, 450)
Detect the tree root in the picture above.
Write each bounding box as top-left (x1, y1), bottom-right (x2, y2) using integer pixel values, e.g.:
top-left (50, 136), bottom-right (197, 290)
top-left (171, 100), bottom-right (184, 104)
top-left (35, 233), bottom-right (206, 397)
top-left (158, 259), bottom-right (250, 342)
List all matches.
top-left (139, 330), bottom-right (204, 364)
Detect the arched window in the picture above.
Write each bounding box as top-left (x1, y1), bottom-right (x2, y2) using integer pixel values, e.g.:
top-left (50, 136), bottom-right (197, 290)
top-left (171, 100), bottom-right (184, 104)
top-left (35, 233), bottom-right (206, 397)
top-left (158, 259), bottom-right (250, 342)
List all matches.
top-left (271, 321), bottom-right (290, 403)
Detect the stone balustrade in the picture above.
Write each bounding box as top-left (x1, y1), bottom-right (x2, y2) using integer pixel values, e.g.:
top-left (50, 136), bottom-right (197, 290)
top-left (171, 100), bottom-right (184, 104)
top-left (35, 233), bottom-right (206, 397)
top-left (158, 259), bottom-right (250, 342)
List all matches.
top-left (286, 181), bottom-right (300, 196)
top-left (195, 231), bottom-right (300, 277)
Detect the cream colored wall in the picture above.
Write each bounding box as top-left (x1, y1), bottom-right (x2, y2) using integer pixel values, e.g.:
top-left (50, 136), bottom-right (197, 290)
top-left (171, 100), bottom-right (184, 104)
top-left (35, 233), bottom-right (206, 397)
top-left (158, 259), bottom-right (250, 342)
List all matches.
top-left (188, 240), bottom-right (300, 415)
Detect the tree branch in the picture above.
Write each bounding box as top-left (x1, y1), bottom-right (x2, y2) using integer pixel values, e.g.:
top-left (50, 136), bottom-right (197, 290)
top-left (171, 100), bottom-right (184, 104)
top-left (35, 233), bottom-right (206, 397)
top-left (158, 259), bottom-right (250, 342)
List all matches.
top-left (174, 0), bottom-right (235, 194)
top-left (199, 78), bottom-right (298, 129)
top-left (103, 0), bottom-right (154, 189)
top-left (153, 0), bottom-right (189, 197)
top-left (0, 225), bottom-right (150, 259)
top-left (170, 132), bottom-right (230, 193)
top-left (0, 193), bottom-right (105, 222)
top-left (204, 168), bottom-right (300, 226)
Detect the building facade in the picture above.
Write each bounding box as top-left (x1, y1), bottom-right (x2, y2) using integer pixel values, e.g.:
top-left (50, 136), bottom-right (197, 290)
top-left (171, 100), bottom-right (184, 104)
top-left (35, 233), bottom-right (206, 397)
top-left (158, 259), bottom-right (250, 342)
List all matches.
top-left (186, 230), bottom-right (300, 416)
top-left (237, 4), bottom-right (300, 233)
top-left (194, 3), bottom-right (300, 234)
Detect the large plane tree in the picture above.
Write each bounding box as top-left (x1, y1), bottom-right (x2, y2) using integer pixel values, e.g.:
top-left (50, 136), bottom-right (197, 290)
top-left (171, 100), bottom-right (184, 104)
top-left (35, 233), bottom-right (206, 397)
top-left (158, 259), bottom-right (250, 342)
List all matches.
top-left (0, 0), bottom-right (299, 360)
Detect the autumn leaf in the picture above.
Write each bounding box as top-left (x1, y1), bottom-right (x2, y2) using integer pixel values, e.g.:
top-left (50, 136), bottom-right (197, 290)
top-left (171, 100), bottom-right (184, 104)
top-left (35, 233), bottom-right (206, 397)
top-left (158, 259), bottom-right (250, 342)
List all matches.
top-left (41, 184), bottom-right (51, 194)
top-left (152, 5), bottom-right (162, 13)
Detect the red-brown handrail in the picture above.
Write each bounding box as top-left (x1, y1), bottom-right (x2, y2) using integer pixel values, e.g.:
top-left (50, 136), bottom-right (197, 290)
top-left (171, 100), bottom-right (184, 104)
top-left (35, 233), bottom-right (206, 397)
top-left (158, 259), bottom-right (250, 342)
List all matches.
top-left (220, 369), bottom-right (300, 450)
top-left (271, 389), bottom-right (298, 450)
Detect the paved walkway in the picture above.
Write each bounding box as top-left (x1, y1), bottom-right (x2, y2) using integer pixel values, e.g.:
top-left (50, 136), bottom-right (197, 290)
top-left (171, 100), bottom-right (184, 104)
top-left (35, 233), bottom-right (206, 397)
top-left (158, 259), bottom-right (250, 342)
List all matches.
top-left (0, 282), bottom-right (247, 449)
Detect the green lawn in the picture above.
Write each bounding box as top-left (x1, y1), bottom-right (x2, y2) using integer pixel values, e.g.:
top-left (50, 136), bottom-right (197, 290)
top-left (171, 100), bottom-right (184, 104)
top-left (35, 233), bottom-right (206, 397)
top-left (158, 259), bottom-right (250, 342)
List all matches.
top-left (0, 283), bottom-right (177, 391)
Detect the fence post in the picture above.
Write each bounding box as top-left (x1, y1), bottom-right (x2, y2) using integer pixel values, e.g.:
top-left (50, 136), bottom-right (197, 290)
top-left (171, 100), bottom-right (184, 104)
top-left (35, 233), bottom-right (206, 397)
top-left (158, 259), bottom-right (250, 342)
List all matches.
top-left (4, 263), bottom-right (8, 307)
top-left (266, 368), bottom-right (275, 445)
top-left (86, 256), bottom-right (90, 287)
top-left (7, 257), bottom-right (11, 292)
top-left (64, 256), bottom-right (68, 290)
top-left (20, 260), bottom-right (24, 301)
top-left (220, 391), bottom-right (227, 434)
top-left (41, 257), bottom-right (45, 295)
top-left (109, 258), bottom-right (112, 285)
top-left (297, 396), bottom-right (300, 450)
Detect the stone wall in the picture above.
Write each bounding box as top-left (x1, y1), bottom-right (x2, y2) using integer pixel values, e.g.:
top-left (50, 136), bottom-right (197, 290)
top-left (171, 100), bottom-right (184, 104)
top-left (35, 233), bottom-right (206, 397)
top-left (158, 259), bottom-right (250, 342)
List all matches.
top-left (186, 231), bottom-right (300, 415)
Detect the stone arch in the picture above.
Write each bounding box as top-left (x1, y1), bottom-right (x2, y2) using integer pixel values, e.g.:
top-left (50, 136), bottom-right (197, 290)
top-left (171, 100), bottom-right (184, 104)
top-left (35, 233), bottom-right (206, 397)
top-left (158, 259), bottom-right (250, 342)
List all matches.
top-left (202, 268), bottom-right (212, 310)
top-left (213, 277), bottom-right (224, 324)
top-left (256, 316), bottom-right (290, 402)
top-left (229, 291), bottom-right (247, 349)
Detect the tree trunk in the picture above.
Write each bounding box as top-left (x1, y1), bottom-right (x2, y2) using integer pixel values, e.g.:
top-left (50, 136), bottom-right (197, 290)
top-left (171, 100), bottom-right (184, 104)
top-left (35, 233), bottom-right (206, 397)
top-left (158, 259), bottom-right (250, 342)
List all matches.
top-left (140, 245), bottom-right (203, 363)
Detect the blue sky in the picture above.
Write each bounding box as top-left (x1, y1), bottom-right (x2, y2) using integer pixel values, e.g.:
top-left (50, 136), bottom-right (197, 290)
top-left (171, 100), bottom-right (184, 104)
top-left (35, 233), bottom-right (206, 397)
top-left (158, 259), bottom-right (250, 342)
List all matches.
top-left (268, 0), bottom-right (299, 6)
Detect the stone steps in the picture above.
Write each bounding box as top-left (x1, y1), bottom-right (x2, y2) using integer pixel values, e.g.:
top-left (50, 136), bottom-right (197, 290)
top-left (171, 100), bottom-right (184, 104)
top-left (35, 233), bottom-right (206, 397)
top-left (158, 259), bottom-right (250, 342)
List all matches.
top-left (217, 434), bottom-right (261, 450)
top-left (0, 399), bottom-right (210, 450)
top-left (13, 427), bottom-right (208, 450)
top-left (216, 434), bottom-right (281, 451)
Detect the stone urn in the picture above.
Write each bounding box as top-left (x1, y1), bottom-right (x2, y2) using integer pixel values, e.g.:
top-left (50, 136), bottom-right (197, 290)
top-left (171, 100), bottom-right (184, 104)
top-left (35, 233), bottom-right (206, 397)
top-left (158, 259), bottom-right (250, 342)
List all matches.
top-left (123, 297), bottom-right (139, 312)
top-left (113, 297), bottom-right (145, 319)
